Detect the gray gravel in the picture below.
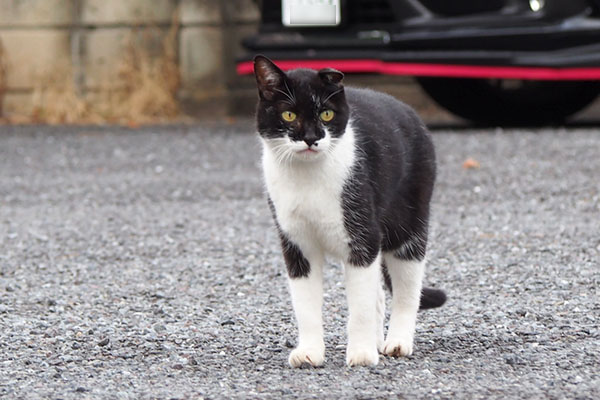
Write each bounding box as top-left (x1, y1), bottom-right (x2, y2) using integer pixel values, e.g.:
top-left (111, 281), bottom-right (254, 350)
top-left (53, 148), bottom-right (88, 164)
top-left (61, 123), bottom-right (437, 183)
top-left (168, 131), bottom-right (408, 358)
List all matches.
top-left (0, 123), bottom-right (598, 399)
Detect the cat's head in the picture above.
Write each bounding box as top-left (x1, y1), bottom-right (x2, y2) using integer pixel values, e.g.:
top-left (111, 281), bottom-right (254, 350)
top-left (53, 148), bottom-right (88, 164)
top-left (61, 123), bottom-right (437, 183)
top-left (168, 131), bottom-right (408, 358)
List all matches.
top-left (253, 55), bottom-right (350, 162)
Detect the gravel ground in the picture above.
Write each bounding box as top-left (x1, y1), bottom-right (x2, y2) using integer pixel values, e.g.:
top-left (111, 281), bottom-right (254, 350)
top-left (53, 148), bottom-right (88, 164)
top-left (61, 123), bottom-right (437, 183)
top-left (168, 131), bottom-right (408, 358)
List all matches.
top-left (0, 123), bottom-right (598, 399)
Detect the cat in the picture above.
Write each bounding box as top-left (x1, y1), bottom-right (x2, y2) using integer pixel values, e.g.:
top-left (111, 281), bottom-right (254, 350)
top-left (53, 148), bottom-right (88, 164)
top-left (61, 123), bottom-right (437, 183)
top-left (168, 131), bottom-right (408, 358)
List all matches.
top-left (253, 55), bottom-right (446, 367)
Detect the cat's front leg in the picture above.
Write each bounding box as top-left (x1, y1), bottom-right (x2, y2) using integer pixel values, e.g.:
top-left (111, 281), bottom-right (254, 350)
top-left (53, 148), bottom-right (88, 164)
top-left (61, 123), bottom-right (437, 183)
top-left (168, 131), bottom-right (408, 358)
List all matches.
top-left (280, 236), bottom-right (325, 368)
top-left (344, 253), bottom-right (382, 367)
top-left (288, 267), bottom-right (325, 368)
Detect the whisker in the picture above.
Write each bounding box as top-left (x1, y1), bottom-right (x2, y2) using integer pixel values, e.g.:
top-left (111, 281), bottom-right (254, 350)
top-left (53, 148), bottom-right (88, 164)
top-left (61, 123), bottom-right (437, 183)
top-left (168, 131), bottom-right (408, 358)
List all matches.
top-left (274, 88), bottom-right (295, 105)
top-left (322, 88), bottom-right (344, 104)
top-left (284, 80), bottom-right (297, 104)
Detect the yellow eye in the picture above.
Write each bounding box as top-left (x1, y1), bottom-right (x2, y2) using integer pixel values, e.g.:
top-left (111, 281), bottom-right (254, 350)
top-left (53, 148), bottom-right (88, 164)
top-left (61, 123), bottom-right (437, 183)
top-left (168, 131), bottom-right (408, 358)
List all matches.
top-left (281, 111), bottom-right (296, 122)
top-left (320, 110), bottom-right (335, 122)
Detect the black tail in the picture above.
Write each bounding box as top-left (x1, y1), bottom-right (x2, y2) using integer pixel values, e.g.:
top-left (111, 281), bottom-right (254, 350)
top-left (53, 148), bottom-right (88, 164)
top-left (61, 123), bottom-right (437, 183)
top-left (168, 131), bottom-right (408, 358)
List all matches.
top-left (419, 287), bottom-right (447, 310)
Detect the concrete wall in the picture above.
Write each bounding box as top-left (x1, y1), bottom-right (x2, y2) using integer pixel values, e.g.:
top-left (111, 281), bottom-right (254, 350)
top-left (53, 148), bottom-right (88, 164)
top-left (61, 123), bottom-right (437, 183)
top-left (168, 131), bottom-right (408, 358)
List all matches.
top-left (0, 0), bottom-right (260, 118)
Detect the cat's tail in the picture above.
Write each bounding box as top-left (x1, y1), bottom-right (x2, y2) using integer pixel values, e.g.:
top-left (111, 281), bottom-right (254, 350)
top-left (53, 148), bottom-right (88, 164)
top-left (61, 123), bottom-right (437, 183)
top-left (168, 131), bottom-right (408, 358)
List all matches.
top-left (419, 287), bottom-right (447, 310)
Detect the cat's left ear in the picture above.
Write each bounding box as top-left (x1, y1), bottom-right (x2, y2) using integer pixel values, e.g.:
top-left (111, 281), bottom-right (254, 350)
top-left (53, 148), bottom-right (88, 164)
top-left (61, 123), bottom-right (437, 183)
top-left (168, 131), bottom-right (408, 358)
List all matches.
top-left (254, 55), bottom-right (286, 101)
top-left (318, 68), bottom-right (344, 85)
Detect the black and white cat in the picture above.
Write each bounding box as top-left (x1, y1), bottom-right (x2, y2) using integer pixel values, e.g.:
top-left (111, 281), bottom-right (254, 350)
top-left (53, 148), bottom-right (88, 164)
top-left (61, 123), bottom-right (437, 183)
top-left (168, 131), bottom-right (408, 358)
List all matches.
top-left (254, 56), bottom-right (446, 367)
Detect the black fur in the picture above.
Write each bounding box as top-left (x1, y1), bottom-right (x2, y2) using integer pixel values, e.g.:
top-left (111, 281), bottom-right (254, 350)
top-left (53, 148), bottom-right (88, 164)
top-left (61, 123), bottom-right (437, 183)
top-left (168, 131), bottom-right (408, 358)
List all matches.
top-left (268, 197), bottom-right (310, 278)
top-left (341, 164), bottom-right (381, 267)
top-left (255, 56), bottom-right (445, 309)
top-left (420, 288), bottom-right (447, 309)
top-left (255, 56), bottom-right (349, 143)
top-left (340, 87), bottom-right (436, 267)
top-left (279, 233), bottom-right (311, 279)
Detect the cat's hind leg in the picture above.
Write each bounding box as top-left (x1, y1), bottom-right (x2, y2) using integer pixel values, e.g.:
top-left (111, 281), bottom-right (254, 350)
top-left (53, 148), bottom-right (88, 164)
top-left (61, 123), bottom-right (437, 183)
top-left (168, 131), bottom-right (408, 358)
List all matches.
top-left (381, 251), bottom-right (425, 357)
top-left (376, 266), bottom-right (386, 353)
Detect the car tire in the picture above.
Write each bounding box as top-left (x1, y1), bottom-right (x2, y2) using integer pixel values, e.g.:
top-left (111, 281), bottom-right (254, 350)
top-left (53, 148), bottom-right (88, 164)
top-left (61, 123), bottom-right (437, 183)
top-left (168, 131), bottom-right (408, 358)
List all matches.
top-left (417, 77), bottom-right (600, 125)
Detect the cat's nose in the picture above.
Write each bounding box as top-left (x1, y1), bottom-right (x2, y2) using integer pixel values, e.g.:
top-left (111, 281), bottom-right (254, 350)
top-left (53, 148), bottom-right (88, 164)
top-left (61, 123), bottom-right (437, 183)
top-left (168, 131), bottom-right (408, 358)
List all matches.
top-left (304, 137), bottom-right (318, 147)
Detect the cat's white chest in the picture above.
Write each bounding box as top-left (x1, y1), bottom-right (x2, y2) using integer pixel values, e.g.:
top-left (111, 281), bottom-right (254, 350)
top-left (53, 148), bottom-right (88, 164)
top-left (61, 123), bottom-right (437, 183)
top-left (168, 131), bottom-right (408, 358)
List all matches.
top-left (268, 168), bottom-right (347, 257)
top-left (262, 128), bottom-right (356, 260)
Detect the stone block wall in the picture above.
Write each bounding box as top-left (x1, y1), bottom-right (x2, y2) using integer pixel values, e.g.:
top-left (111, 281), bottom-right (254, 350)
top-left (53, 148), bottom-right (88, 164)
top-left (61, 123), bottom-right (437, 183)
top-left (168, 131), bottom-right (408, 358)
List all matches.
top-left (0, 0), bottom-right (260, 118)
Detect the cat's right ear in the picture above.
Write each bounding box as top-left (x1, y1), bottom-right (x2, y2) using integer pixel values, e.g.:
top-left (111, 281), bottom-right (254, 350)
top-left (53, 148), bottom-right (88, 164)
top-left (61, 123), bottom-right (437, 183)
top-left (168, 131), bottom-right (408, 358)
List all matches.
top-left (318, 68), bottom-right (344, 85)
top-left (254, 55), bottom-right (285, 101)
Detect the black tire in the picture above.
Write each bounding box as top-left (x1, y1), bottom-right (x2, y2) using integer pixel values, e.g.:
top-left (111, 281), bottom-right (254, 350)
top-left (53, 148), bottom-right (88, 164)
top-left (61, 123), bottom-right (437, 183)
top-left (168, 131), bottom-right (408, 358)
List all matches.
top-left (417, 78), bottom-right (600, 125)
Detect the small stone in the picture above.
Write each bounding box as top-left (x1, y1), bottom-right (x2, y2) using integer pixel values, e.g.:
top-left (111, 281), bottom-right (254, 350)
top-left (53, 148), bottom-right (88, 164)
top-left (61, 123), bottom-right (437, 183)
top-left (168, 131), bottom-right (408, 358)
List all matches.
top-left (98, 338), bottom-right (110, 347)
top-left (504, 356), bottom-right (520, 366)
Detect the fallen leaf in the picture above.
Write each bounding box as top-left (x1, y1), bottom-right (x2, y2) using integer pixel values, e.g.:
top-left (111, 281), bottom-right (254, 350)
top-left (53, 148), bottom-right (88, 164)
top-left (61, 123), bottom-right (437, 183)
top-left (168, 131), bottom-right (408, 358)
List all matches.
top-left (462, 158), bottom-right (481, 169)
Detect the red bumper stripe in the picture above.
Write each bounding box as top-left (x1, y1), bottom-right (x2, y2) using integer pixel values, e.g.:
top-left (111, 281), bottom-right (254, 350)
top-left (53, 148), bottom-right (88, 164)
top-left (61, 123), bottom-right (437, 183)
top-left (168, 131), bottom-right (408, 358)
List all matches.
top-left (236, 59), bottom-right (600, 80)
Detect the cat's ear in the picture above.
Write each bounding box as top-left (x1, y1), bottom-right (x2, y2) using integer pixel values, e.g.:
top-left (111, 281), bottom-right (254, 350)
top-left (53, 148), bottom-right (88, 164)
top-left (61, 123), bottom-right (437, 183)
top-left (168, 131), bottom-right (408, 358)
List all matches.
top-left (318, 68), bottom-right (344, 85)
top-left (254, 55), bottom-right (286, 101)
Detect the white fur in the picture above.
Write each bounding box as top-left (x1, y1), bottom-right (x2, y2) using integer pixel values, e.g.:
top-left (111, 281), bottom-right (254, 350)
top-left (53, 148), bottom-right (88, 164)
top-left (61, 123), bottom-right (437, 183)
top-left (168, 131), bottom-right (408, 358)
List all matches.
top-left (382, 254), bottom-right (425, 357)
top-left (376, 272), bottom-right (386, 352)
top-left (344, 253), bottom-right (382, 367)
top-left (262, 124), bottom-right (356, 263)
top-left (287, 255), bottom-right (325, 367)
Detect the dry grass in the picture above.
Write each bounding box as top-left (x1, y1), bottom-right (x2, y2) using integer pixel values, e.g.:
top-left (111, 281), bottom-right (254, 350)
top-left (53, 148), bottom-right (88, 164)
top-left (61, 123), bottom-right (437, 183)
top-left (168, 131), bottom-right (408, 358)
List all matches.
top-left (30, 64), bottom-right (101, 124)
top-left (5, 10), bottom-right (182, 125)
top-left (113, 17), bottom-right (181, 122)
top-left (0, 38), bottom-right (7, 118)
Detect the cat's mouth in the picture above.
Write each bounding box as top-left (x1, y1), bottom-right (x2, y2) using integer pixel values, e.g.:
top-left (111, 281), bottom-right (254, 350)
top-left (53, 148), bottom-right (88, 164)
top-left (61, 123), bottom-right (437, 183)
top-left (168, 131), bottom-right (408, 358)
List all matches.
top-left (298, 148), bottom-right (319, 154)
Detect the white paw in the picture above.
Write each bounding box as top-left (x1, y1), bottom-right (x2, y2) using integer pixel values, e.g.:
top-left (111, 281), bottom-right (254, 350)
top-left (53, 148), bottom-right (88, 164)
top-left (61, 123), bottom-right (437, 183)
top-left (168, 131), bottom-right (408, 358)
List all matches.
top-left (377, 336), bottom-right (385, 354)
top-left (288, 346), bottom-right (325, 368)
top-left (382, 336), bottom-right (414, 357)
top-left (346, 345), bottom-right (379, 367)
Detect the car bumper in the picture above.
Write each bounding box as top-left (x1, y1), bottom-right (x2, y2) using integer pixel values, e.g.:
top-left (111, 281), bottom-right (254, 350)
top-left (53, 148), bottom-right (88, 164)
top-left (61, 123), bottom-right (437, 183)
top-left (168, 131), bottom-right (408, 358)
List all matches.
top-left (237, 17), bottom-right (600, 80)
